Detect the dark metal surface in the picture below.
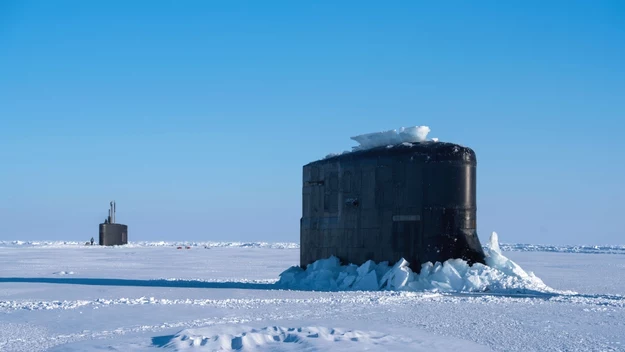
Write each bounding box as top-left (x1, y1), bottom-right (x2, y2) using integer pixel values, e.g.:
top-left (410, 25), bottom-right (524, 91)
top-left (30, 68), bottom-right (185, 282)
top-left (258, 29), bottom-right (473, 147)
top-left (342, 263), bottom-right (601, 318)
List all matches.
top-left (300, 141), bottom-right (485, 272)
top-left (99, 223), bottom-right (128, 246)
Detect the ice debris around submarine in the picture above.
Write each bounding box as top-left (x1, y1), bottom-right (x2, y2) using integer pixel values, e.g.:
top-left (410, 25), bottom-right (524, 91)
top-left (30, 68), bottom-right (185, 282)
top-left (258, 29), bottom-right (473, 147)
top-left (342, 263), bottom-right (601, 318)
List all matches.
top-left (277, 232), bottom-right (560, 294)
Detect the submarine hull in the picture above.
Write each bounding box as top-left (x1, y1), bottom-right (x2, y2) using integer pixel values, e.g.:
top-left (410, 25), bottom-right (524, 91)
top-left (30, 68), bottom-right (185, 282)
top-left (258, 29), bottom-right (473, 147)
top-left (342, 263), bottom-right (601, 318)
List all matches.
top-left (300, 142), bottom-right (485, 273)
top-left (99, 223), bottom-right (128, 246)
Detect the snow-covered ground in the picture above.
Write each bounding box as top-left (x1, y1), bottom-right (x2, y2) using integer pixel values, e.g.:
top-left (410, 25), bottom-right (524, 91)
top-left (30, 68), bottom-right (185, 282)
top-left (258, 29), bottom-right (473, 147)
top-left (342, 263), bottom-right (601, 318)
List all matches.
top-left (0, 241), bottom-right (300, 249)
top-left (1, 242), bottom-right (624, 351)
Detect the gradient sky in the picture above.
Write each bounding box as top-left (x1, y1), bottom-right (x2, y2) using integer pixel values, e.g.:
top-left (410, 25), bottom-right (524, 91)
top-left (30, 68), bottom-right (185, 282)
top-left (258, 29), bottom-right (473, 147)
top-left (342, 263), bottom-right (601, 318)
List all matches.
top-left (1, 1), bottom-right (624, 245)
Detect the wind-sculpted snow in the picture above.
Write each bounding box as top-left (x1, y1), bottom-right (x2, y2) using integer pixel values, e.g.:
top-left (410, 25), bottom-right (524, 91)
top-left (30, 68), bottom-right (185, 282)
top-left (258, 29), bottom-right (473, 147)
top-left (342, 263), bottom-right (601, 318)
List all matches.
top-left (159, 326), bottom-right (399, 350)
top-left (278, 232), bottom-right (565, 294)
top-left (0, 296), bottom-right (353, 312)
top-left (153, 325), bottom-right (490, 351)
top-left (2, 291), bottom-right (623, 313)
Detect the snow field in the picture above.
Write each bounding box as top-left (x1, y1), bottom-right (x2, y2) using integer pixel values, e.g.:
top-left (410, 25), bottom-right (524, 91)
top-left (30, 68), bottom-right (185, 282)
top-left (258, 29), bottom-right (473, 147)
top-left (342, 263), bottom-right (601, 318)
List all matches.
top-left (0, 240), bottom-right (298, 249)
top-left (1, 237), bottom-right (624, 351)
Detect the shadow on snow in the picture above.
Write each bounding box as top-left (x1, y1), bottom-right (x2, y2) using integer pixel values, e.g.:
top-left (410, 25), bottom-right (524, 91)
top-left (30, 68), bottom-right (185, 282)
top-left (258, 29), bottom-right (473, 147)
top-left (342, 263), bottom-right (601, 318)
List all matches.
top-left (1, 277), bottom-right (623, 304)
top-left (0, 277), bottom-right (277, 290)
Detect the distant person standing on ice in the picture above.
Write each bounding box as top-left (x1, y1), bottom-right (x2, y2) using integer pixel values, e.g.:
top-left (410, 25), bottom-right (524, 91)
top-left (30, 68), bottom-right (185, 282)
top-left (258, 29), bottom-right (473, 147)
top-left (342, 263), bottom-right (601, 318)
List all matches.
top-left (90, 237), bottom-right (94, 246)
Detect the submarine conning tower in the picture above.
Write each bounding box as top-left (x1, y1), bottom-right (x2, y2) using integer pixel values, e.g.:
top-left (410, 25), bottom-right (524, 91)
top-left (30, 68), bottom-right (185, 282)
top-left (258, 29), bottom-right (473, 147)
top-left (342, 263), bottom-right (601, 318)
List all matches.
top-left (98, 201), bottom-right (128, 246)
top-left (300, 141), bottom-right (486, 273)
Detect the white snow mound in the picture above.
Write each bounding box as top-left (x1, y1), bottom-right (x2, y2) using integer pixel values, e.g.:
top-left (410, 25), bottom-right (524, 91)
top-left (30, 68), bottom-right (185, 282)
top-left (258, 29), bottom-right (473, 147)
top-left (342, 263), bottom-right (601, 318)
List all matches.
top-left (160, 326), bottom-right (395, 350)
top-left (53, 271), bottom-right (75, 275)
top-left (278, 232), bottom-right (557, 294)
top-left (155, 325), bottom-right (489, 351)
top-left (350, 126), bottom-right (431, 150)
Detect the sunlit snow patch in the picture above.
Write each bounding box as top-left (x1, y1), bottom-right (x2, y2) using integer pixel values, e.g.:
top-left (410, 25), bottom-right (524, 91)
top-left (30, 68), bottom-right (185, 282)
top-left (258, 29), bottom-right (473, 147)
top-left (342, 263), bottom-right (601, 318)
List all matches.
top-left (278, 232), bottom-right (559, 294)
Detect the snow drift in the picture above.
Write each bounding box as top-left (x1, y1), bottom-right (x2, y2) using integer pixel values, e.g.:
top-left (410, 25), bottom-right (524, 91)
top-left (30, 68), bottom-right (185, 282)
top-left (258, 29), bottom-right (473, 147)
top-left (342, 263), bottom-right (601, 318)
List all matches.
top-left (156, 326), bottom-right (398, 351)
top-left (278, 232), bottom-right (558, 294)
top-left (154, 325), bottom-right (490, 351)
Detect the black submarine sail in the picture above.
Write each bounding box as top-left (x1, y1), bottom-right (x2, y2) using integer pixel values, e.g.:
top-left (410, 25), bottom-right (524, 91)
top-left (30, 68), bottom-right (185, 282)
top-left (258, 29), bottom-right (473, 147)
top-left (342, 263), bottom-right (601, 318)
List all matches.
top-left (300, 127), bottom-right (485, 272)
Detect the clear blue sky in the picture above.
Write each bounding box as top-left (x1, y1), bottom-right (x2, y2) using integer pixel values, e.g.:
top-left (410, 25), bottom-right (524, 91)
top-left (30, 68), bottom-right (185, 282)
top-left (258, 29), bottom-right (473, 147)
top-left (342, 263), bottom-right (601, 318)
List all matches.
top-left (1, 1), bottom-right (623, 245)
